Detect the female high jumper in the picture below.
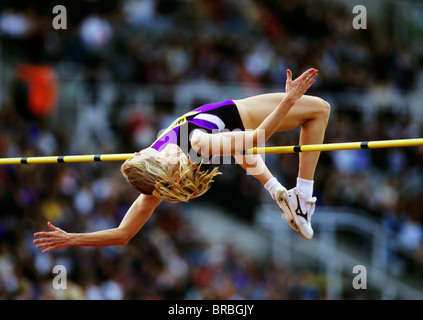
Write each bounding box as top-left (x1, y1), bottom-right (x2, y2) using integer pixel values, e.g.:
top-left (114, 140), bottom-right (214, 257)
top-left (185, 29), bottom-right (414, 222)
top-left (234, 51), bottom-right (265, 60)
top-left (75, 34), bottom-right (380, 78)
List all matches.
top-left (33, 68), bottom-right (330, 252)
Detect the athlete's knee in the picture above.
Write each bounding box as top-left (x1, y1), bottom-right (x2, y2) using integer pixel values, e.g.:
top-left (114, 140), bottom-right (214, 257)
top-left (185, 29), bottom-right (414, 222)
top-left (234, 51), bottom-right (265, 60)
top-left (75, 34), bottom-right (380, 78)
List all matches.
top-left (316, 98), bottom-right (331, 122)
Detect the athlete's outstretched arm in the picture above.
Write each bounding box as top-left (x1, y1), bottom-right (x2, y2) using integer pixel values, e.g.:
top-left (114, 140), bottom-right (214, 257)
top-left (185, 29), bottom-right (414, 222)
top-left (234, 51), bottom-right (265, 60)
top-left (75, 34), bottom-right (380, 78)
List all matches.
top-left (33, 194), bottom-right (161, 253)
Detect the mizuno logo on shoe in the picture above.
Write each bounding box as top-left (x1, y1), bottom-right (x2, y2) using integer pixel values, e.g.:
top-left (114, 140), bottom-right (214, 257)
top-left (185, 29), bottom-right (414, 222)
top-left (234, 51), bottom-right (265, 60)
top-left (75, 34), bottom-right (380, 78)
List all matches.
top-left (295, 194), bottom-right (308, 220)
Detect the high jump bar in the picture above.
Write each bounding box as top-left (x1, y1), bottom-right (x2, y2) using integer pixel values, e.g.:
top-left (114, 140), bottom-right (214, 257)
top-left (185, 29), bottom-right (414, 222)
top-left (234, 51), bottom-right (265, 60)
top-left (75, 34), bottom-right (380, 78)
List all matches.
top-left (0, 153), bottom-right (135, 165)
top-left (0, 138), bottom-right (422, 165)
top-left (245, 138), bottom-right (423, 155)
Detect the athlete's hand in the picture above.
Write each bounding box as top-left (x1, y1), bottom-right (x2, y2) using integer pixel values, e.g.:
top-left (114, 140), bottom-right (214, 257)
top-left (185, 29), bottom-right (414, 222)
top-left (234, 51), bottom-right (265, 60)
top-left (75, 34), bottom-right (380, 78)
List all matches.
top-left (285, 68), bottom-right (318, 101)
top-left (33, 222), bottom-right (72, 253)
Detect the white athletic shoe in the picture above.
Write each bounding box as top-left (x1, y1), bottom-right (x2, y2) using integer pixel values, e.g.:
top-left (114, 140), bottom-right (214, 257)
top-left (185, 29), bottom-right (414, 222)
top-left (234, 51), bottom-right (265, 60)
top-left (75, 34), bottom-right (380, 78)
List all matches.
top-left (277, 188), bottom-right (316, 240)
top-left (274, 188), bottom-right (299, 232)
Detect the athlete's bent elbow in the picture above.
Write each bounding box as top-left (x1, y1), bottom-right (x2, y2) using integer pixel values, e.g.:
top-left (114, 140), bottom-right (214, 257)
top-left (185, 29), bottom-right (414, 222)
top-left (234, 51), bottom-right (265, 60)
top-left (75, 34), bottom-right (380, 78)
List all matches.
top-left (119, 239), bottom-right (129, 246)
top-left (114, 228), bottom-right (134, 246)
top-left (119, 233), bottom-right (134, 246)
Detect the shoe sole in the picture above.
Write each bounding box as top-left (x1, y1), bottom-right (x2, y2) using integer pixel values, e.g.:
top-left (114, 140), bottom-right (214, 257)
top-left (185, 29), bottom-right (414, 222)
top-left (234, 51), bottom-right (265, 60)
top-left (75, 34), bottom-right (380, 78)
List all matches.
top-left (277, 190), bottom-right (299, 232)
top-left (278, 191), bottom-right (313, 240)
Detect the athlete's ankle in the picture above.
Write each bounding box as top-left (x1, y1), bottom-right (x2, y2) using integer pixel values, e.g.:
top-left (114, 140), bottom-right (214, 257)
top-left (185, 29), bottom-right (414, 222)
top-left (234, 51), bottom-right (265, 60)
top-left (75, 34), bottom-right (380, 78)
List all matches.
top-left (296, 177), bottom-right (314, 202)
top-left (264, 177), bottom-right (285, 201)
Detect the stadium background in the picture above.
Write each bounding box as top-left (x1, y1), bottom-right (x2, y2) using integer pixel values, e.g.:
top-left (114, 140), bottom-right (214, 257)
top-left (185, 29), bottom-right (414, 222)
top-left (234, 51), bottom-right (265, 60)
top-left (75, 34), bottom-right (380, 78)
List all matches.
top-left (0, 0), bottom-right (422, 299)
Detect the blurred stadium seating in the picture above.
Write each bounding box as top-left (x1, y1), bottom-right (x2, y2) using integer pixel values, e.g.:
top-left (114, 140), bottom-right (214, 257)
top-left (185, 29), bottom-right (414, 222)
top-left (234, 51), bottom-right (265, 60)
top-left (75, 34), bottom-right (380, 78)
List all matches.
top-left (0, 0), bottom-right (422, 299)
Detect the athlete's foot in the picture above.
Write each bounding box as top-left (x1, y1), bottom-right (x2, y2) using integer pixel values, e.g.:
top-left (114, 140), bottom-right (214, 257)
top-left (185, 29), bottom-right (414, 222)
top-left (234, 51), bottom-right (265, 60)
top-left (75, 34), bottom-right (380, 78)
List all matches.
top-left (277, 188), bottom-right (316, 239)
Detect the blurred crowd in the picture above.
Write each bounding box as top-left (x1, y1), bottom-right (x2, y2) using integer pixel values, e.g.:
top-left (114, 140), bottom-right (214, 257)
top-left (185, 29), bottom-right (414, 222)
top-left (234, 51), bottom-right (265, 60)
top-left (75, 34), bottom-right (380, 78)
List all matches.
top-left (0, 0), bottom-right (422, 299)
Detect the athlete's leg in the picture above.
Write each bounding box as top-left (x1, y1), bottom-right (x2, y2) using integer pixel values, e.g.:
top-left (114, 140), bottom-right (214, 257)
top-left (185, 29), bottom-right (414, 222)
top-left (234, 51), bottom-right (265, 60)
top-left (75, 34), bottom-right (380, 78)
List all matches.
top-left (235, 93), bottom-right (330, 239)
top-left (235, 93), bottom-right (331, 181)
top-left (295, 98), bottom-right (330, 181)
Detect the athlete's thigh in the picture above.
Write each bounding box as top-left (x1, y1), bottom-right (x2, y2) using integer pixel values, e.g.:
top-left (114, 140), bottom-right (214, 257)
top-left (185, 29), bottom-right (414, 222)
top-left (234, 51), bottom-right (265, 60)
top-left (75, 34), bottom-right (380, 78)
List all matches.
top-left (235, 93), bottom-right (323, 131)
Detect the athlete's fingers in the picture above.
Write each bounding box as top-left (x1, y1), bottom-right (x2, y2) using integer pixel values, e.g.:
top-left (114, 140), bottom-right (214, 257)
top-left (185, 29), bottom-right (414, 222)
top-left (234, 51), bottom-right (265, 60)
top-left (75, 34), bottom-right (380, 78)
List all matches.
top-left (47, 221), bottom-right (58, 231)
top-left (33, 237), bottom-right (49, 244)
top-left (35, 242), bottom-right (51, 248)
top-left (42, 246), bottom-right (54, 254)
top-left (300, 68), bottom-right (318, 81)
top-left (303, 70), bottom-right (318, 86)
top-left (286, 69), bottom-right (292, 82)
top-left (34, 231), bottom-right (52, 238)
top-left (307, 72), bottom-right (318, 83)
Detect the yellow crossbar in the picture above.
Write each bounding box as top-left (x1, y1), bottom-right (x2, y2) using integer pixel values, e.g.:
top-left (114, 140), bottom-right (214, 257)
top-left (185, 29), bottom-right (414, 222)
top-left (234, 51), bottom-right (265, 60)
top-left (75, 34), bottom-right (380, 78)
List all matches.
top-left (246, 138), bottom-right (423, 154)
top-left (0, 138), bottom-right (422, 165)
top-left (0, 153), bottom-right (134, 165)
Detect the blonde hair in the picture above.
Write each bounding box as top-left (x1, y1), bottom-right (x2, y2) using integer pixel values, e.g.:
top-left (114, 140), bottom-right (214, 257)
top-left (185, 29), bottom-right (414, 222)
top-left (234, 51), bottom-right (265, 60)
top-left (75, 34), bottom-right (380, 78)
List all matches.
top-left (120, 157), bottom-right (221, 203)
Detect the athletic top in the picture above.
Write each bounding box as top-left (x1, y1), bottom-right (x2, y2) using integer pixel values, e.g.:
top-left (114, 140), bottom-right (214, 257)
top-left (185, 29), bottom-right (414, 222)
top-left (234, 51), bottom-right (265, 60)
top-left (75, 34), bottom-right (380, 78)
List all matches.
top-left (150, 100), bottom-right (245, 166)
